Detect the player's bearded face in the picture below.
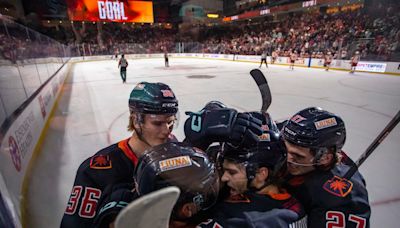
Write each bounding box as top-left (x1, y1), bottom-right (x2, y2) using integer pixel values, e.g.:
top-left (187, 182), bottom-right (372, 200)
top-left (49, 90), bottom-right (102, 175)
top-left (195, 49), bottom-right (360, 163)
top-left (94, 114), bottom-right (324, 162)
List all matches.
top-left (285, 141), bottom-right (316, 176)
top-left (140, 114), bottom-right (176, 146)
top-left (221, 161), bottom-right (248, 196)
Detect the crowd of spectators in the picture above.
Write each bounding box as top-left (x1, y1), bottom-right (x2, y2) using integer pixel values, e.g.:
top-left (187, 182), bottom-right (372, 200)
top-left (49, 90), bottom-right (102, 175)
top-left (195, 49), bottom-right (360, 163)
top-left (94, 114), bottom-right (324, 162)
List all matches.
top-left (0, 20), bottom-right (67, 63)
top-left (1, 3), bottom-right (399, 62)
top-left (198, 5), bottom-right (399, 61)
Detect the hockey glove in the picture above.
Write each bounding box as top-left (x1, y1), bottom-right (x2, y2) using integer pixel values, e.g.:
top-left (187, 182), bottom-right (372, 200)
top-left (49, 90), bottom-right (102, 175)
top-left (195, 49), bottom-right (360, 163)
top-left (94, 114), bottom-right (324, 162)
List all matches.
top-left (184, 108), bottom-right (237, 150)
top-left (184, 108), bottom-right (263, 150)
top-left (93, 183), bottom-right (137, 228)
top-left (228, 112), bottom-right (263, 147)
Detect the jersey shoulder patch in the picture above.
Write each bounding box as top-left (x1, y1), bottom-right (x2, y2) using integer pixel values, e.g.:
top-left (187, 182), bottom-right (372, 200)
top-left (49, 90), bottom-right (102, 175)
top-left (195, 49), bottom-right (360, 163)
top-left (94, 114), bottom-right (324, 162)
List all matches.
top-left (323, 175), bottom-right (353, 197)
top-left (90, 155), bottom-right (112, 169)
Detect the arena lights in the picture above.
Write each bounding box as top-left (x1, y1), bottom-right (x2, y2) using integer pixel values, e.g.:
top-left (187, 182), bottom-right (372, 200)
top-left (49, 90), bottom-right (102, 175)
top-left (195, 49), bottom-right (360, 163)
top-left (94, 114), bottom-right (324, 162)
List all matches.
top-left (207, 14), bottom-right (219, 18)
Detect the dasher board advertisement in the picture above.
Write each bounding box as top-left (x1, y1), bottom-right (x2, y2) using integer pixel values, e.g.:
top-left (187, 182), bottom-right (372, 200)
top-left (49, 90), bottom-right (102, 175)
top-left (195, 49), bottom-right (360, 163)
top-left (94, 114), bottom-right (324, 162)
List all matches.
top-left (66, 0), bottom-right (154, 23)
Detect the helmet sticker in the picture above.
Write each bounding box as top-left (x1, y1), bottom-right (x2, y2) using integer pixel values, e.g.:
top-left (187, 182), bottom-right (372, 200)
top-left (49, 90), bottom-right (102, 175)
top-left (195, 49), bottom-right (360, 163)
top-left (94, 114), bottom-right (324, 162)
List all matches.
top-left (161, 90), bottom-right (174, 98)
top-left (314, 117), bottom-right (337, 130)
top-left (159, 155), bottom-right (192, 172)
top-left (135, 83), bottom-right (145, 90)
top-left (290, 114), bottom-right (306, 123)
top-left (259, 133), bottom-right (271, 141)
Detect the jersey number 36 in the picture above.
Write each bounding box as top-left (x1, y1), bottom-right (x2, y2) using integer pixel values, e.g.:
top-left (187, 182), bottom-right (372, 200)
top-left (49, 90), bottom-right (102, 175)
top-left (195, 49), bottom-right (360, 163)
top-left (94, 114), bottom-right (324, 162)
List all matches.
top-left (65, 186), bottom-right (102, 218)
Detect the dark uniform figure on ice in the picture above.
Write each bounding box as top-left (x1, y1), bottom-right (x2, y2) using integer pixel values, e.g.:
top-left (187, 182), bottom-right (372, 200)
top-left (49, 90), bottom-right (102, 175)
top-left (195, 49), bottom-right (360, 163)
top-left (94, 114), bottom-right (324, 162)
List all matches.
top-left (282, 107), bottom-right (371, 227)
top-left (118, 54), bottom-right (128, 83)
top-left (60, 82), bottom-right (179, 227)
top-left (164, 51), bottom-right (169, 67)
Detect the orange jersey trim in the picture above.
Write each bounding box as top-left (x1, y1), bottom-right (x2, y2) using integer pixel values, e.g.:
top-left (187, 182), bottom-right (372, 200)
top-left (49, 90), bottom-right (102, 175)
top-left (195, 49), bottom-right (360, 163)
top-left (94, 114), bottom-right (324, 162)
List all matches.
top-left (268, 191), bottom-right (291, 201)
top-left (118, 138), bottom-right (139, 167)
top-left (259, 188), bottom-right (292, 201)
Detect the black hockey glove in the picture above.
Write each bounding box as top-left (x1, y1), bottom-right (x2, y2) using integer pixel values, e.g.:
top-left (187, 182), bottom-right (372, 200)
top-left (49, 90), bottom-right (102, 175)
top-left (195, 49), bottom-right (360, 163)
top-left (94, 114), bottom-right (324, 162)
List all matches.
top-left (93, 183), bottom-right (137, 228)
top-left (184, 108), bottom-right (263, 150)
top-left (228, 112), bottom-right (263, 147)
top-left (184, 108), bottom-right (237, 150)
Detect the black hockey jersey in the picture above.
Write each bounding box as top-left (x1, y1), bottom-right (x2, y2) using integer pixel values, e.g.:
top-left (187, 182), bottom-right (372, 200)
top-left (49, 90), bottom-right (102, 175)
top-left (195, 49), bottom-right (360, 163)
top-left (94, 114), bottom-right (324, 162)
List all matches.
top-left (60, 138), bottom-right (140, 228)
top-left (286, 153), bottom-right (371, 228)
top-left (197, 190), bottom-right (307, 228)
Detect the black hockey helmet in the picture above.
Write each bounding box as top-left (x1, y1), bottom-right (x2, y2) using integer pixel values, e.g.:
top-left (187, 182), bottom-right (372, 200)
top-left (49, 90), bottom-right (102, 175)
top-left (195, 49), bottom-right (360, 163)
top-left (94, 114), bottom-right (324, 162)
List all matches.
top-left (222, 129), bottom-right (287, 183)
top-left (282, 107), bottom-right (346, 155)
top-left (129, 82), bottom-right (178, 115)
top-left (134, 142), bottom-right (219, 211)
top-left (203, 100), bottom-right (227, 110)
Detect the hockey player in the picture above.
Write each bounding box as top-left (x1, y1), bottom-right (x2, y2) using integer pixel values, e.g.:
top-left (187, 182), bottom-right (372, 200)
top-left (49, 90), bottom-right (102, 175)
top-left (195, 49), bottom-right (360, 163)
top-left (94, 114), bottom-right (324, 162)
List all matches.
top-left (118, 54), bottom-right (128, 83)
top-left (282, 107), bottom-right (371, 227)
top-left (135, 142), bottom-right (219, 227)
top-left (271, 50), bottom-right (278, 64)
top-left (164, 51), bottom-right (169, 67)
top-left (289, 51), bottom-right (297, 70)
top-left (61, 82), bottom-right (179, 227)
top-left (324, 51), bottom-right (333, 71)
top-left (259, 51), bottom-right (268, 68)
top-left (350, 51), bottom-right (360, 73)
top-left (94, 142), bottom-right (220, 228)
top-left (198, 117), bottom-right (307, 227)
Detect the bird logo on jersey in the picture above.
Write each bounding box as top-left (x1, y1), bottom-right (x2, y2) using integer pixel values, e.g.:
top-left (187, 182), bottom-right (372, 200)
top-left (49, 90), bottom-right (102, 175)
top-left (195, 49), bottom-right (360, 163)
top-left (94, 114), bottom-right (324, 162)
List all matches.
top-left (90, 155), bottom-right (112, 169)
top-left (323, 175), bottom-right (353, 197)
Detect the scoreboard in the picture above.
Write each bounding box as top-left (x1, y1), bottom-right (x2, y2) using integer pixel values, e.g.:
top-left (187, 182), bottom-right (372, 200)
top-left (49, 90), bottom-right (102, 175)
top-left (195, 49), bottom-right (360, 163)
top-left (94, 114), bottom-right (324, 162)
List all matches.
top-left (66, 0), bottom-right (154, 23)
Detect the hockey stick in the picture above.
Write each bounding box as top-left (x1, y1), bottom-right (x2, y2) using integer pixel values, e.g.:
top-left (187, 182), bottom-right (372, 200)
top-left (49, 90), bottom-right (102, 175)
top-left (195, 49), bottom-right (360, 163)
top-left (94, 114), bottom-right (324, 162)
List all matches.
top-left (343, 110), bottom-right (400, 179)
top-left (115, 186), bottom-right (180, 228)
top-left (250, 69), bottom-right (272, 113)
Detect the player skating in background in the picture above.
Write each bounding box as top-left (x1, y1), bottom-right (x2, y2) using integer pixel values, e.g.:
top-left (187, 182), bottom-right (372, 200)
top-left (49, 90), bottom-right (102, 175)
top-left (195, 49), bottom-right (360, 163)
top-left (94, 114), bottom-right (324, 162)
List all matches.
top-left (271, 50), bottom-right (278, 64)
top-left (164, 51), bottom-right (169, 67)
top-left (282, 107), bottom-right (371, 227)
top-left (289, 51), bottom-right (297, 70)
top-left (350, 51), bottom-right (360, 73)
top-left (324, 51), bottom-right (333, 71)
top-left (259, 50), bottom-right (268, 68)
top-left (118, 54), bottom-right (128, 83)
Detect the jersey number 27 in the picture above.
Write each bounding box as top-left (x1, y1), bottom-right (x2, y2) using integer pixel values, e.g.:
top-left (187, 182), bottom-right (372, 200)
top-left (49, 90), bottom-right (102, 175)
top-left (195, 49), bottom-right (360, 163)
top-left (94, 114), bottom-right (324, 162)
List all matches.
top-left (326, 211), bottom-right (366, 228)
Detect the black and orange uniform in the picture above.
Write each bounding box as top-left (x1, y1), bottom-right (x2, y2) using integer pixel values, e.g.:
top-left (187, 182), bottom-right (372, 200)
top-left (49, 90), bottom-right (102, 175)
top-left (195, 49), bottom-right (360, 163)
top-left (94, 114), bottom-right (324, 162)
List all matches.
top-left (61, 136), bottom-right (176, 228)
top-left (197, 191), bottom-right (306, 228)
top-left (286, 153), bottom-right (371, 228)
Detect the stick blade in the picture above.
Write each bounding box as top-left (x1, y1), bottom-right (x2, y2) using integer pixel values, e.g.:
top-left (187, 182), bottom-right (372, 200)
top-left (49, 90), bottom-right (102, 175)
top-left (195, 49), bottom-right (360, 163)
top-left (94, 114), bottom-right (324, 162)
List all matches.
top-left (115, 186), bottom-right (180, 228)
top-left (250, 69), bottom-right (272, 112)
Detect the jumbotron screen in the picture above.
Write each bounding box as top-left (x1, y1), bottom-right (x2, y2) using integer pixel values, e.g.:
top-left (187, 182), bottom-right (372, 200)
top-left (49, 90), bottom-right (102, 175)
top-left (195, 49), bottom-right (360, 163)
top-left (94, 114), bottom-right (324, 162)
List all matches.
top-left (66, 0), bottom-right (154, 23)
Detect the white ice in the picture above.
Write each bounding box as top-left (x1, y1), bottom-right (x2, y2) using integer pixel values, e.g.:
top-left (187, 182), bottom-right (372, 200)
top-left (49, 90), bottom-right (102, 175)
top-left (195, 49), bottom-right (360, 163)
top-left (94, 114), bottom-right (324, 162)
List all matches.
top-left (26, 58), bottom-right (400, 227)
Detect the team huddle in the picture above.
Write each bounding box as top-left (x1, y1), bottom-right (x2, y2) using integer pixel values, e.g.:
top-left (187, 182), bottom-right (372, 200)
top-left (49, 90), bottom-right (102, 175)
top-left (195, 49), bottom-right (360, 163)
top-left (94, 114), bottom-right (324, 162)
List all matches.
top-left (61, 81), bottom-right (370, 228)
